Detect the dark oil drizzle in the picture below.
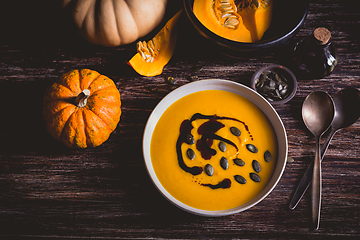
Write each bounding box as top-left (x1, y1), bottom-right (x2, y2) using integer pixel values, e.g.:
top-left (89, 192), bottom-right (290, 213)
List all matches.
top-left (176, 113), bottom-right (253, 186)
top-left (201, 178), bottom-right (232, 189)
top-left (197, 133), bottom-right (238, 160)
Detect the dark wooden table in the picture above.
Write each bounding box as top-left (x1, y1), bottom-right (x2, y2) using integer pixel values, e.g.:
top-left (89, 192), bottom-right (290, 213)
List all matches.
top-left (1, 0), bottom-right (359, 239)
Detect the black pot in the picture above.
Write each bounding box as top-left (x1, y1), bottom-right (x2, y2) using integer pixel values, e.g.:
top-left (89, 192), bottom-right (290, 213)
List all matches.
top-left (183, 0), bottom-right (309, 55)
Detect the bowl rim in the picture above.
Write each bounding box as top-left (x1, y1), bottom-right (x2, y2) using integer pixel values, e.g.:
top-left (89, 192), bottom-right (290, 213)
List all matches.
top-left (251, 64), bottom-right (298, 105)
top-left (183, 0), bottom-right (310, 49)
top-left (142, 79), bottom-right (288, 217)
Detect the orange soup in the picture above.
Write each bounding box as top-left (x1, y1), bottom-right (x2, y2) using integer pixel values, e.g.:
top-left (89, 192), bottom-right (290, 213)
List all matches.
top-left (150, 90), bottom-right (277, 211)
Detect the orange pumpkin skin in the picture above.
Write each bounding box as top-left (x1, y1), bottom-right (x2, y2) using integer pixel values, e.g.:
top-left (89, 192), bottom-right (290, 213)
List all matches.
top-left (43, 69), bottom-right (121, 148)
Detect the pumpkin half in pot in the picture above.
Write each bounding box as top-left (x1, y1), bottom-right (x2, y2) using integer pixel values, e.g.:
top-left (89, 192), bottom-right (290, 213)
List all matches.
top-left (62, 0), bottom-right (168, 47)
top-left (193, 0), bottom-right (273, 43)
top-left (43, 69), bottom-right (121, 148)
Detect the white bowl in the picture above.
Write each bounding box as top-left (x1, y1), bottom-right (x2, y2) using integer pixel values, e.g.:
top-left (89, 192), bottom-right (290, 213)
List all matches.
top-left (143, 79), bottom-right (288, 216)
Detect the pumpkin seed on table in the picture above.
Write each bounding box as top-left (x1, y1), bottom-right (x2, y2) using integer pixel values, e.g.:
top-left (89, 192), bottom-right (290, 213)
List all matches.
top-left (287, 156), bottom-right (294, 163)
top-left (234, 158), bottom-right (245, 166)
top-left (220, 157), bottom-right (228, 170)
top-left (246, 144), bottom-right (258, 153)
top-left (187, 148), bottom-right (195, 160)
top-left (234, 175), bottom-right (247, 184)
top-left (164, 76), bottom-right (177, 85)
top-left (187, 75), bottom-right (199, 82)
top-left (205, 164), bottom-right (214, 176)
top-left (191, 64), bottom-right (203, 72)
top-left (230, 126), bottom-right (241, 136)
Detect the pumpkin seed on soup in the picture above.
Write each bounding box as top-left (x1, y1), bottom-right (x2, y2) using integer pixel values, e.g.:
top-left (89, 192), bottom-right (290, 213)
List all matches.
top-left (220, 157), bottom-right (228, 170)
top-left (186, 133), bottom-right (194, 145)
top-left (252, 160), bottom-right (261, 173)
top-left (250, 172), bottom-right (261, 182)
top-left (246, 144), bottom-right (258, 153)
top-left (234, 175), bottom-right (246, 184)
top-left (234, 158), bottom-right (245, 166)
top-left (219, 141), bottom-right (226, 152)
top-left (230, 126), bottom-right (241, 136)
top-left (187, 148), bottom-right (195, 160)
top-left (264, 150), bottom-right (271, 162)
top-left (205, 164), bottom-right (214, 176)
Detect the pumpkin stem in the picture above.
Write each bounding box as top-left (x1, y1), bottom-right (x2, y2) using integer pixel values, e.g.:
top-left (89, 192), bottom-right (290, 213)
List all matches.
top-left (75, 89), bottom-right (91, 108)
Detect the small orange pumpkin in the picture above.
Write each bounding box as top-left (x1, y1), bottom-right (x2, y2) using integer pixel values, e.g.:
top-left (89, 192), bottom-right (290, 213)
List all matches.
top-left (43, 69), bottom-right (121, 148)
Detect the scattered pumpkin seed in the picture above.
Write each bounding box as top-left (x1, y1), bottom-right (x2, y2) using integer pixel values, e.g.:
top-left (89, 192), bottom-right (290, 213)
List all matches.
top-left (187, 75), bottom-right (199, 82)
top-left (250, 172), bottom-right (261, 182)
top-left (186, 133), bottom-right (194, 145)
top-left (191, 65), bottom-right (203, 72)
top-left (234, 175), bottom-right (247, 184)
top-left (264, 150), bottom-right (272, 162)
top-left (230, 126), bottom-right (241, 136)
top-left (246, 144), bottom-right (258, 153)
top-left (287, 156), bottom-right (294, 163)
top-left (219, 141), bottom-right (226, 152)
top-left (168, 85), bottom-right (178, 91)
top-left (165, 76), bottom-right (177, 85)
top-left (234, 158), bottom-right (245, 166)
top-left (187, 148), bottom-right (195, 160)
top-left (252, 160), bottom-right (261, 173)
top-left (205, 164), bottom-right (214, 176)
top-left (220, 157), bottom-right (228, 170)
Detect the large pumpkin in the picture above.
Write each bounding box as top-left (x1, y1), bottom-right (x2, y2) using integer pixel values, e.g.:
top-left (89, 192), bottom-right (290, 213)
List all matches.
top-left (62, 0), bottom-right (168, 47)
top-left (43, 69), bottom-right (121, 148)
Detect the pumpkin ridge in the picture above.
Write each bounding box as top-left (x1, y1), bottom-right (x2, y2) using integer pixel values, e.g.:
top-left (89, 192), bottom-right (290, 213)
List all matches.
top-left (59, 69), bottom-right (82, 94)
top-left (83, 108), bottom-right (113, 147)
top-left (79, 69), bottom-right (101, 90)
top-left (82, 109), bottom-right (93, 148)
top-left (58, 108), bottom-right (84, 147)
top-left (44, 100), bottom-right (75, 121)
top-left (47, 105), bottom-right (77, 140)
top-left (85, 106), bottom-right (115, 132)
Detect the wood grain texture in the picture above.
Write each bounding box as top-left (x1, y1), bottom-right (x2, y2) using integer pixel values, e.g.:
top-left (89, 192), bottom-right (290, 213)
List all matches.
top-left (0, 0), bottom-right (359, 239)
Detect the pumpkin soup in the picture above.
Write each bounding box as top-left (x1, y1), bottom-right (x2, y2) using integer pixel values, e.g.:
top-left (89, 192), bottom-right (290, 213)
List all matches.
top-left (150, 90), bottom-right (277, 211)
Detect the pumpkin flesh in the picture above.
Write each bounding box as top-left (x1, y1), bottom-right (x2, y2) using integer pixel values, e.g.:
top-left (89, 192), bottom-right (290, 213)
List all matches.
top-left (43, 69), bottom-right (121, 148)
top-left (128, 10), bottom-right (182, 77)
top-left (193, 0), bottom-right (273, 43)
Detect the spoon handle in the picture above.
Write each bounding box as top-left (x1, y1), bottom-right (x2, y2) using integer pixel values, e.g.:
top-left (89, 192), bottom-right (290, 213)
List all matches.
top-left (312, 137), bottom-right (322, 230)
top-left (289, 128), bottom-right (336, 210)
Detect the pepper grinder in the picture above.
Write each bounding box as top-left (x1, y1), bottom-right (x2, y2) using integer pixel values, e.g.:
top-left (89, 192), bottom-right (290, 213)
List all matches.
top-left (293, 27), bottom-right (338, 79)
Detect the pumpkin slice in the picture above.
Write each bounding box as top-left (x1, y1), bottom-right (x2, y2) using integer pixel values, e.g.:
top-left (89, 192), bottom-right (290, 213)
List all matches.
top-left (237, 0), bottom-right (273, 42)
top-left (128, 10), bottom-right (182, 77)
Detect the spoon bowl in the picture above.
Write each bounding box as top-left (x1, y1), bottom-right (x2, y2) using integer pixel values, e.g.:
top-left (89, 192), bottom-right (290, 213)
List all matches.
top-left (302, 91), bottom-right (335, 137)
top-left (289, 88), bottom-right (360, 211)
top-left (302, 91), bottom-right (334, 230)
top-left (331, 88), bottom-right (360, 130)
